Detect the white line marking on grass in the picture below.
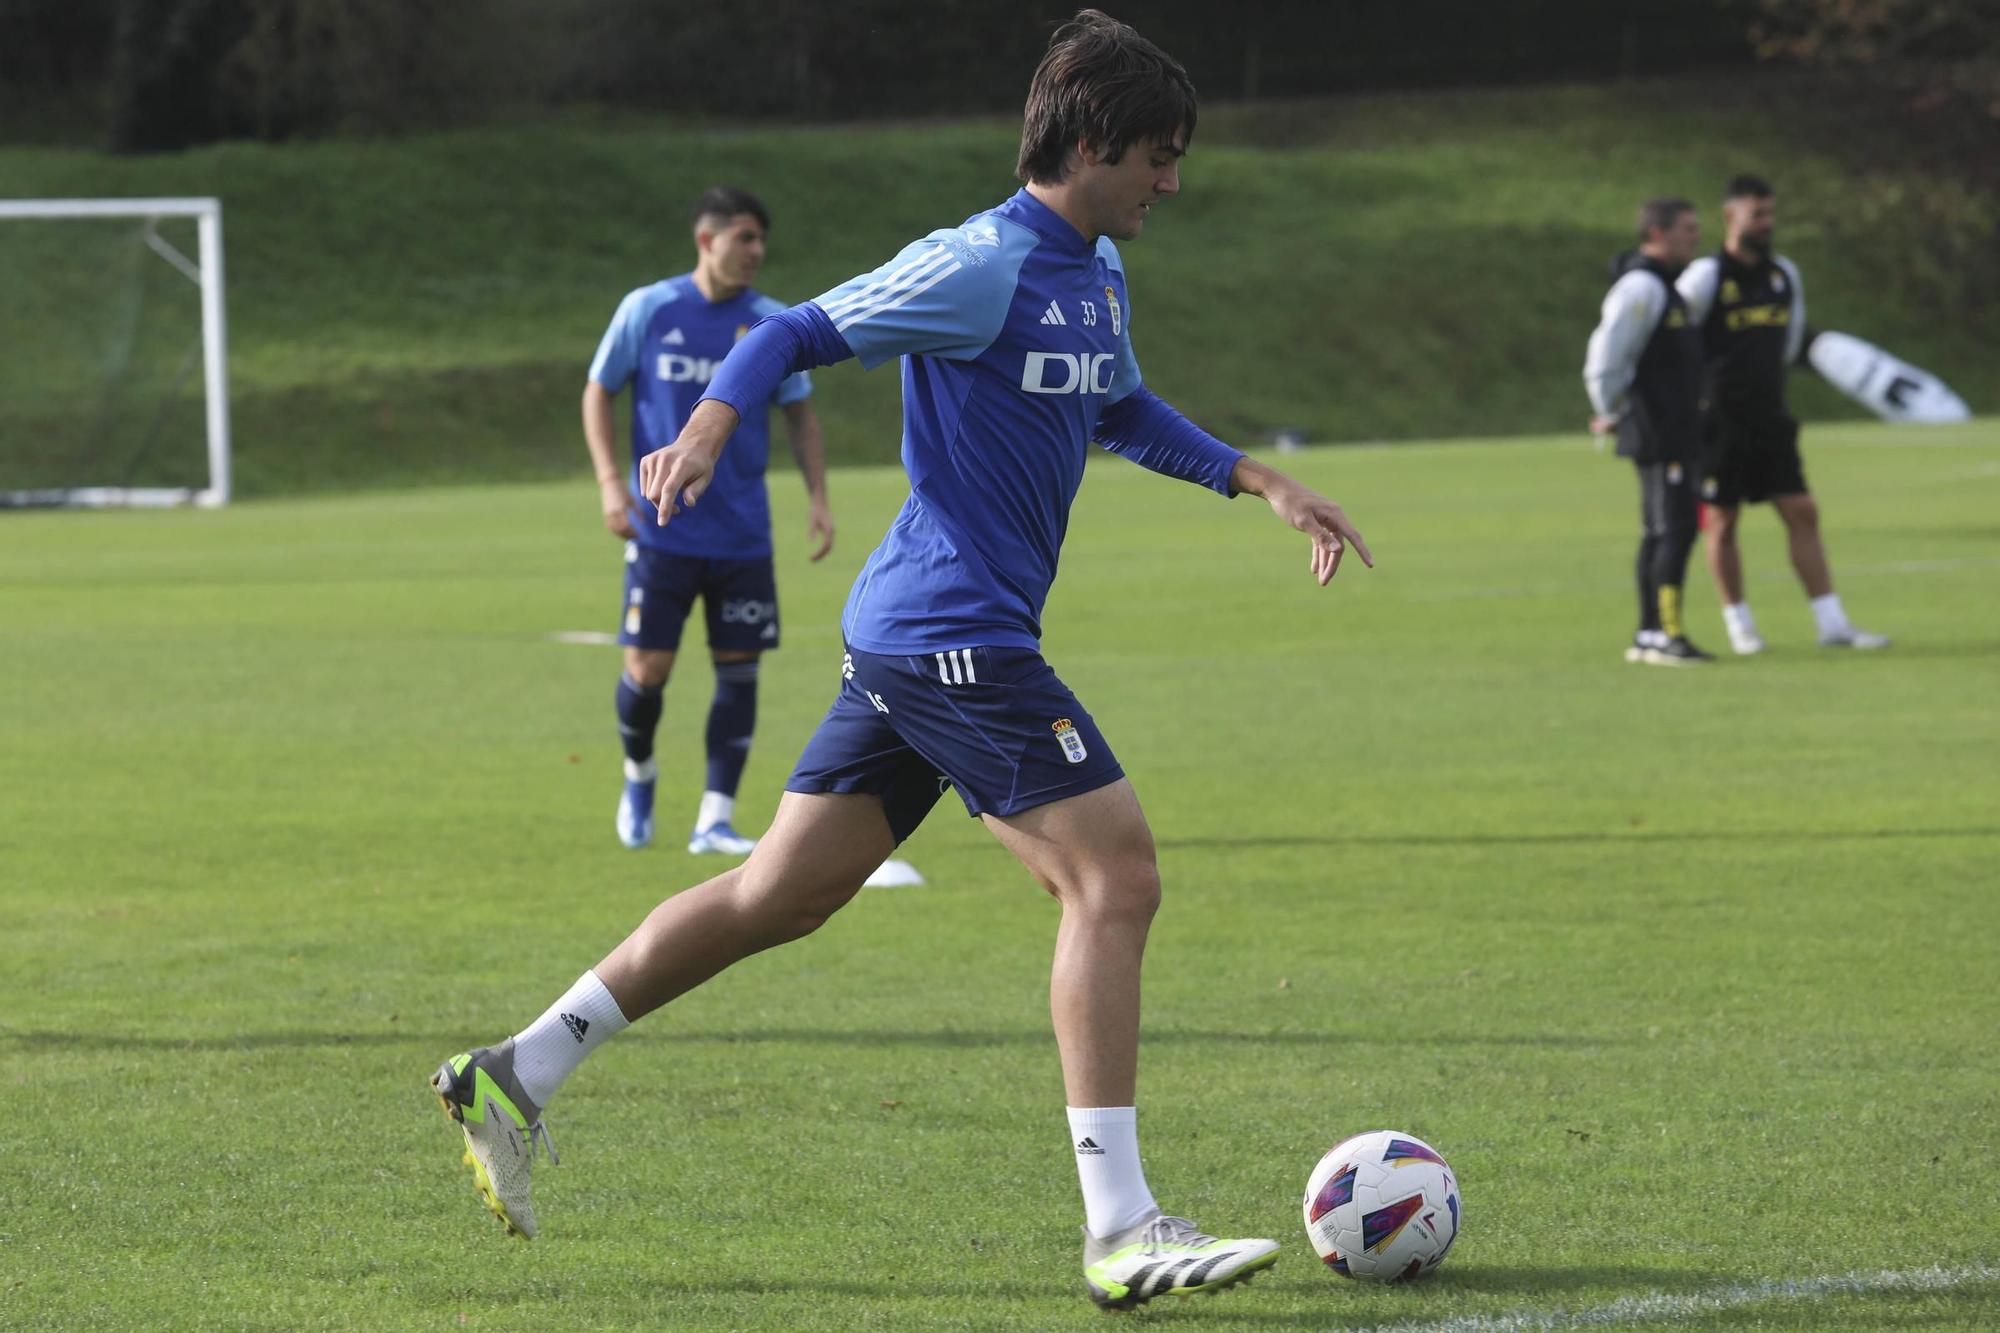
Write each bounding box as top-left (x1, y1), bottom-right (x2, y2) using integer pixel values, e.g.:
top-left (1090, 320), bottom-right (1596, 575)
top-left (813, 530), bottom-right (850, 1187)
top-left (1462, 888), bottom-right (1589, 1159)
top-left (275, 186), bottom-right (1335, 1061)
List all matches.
top-left (548, 630), bottom-right (618, 645)
top-left (1346, 1263), bottom-right (1999, 1333)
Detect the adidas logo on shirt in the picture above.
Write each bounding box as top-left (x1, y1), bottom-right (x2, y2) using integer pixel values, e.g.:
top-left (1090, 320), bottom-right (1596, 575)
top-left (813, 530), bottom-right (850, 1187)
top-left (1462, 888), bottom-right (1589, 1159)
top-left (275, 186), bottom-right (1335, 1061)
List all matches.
top-left (663, 328), bottom-right (686, 345)
top-left (560, 1012), bottom-right (591, 1043)
top-left (1076, 1136), bottom-right (1105, 1155)
top-left (1038, 300), bottom-right (1066, 326)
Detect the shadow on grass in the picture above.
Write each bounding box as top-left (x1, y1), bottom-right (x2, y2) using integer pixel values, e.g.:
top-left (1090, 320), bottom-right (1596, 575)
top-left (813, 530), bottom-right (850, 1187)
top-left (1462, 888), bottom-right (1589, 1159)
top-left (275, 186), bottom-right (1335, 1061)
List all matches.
top-left (1158, 826), bottom-right (1999, 852)
top-left (0, 1026), bottom-right (1620, 1053)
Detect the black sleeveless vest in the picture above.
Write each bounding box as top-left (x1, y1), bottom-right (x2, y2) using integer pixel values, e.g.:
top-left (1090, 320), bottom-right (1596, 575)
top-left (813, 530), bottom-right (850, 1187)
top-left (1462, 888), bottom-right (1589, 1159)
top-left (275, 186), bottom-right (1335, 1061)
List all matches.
top-left (1614, 256), bottom-right (1702, 465)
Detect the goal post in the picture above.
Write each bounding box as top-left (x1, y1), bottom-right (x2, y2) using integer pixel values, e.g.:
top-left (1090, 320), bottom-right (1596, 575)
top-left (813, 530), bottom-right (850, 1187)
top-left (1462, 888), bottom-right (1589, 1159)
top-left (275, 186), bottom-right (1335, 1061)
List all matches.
top-left (0, 197), bottom-right (231, 508)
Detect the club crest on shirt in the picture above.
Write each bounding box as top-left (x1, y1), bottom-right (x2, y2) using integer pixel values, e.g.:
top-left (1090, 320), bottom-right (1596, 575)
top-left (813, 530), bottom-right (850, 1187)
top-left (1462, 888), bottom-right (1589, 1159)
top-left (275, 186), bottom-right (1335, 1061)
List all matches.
top-left (1721, 278), bottom-right (1741, 305)
top-left (1051, 717), bottom-right (1088, 764)
top-left (1771, 271), bottom-right (1786, 293)
top-left (1104, 286), bottom-right (1121, 336)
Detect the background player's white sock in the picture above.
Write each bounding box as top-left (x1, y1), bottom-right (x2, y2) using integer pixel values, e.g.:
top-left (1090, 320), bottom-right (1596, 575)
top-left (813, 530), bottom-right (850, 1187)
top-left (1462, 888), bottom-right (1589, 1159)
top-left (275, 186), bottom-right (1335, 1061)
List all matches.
top-left (1810, 593), bottom-right (1849, 637)
top-left (1723, 602), bottom-right (1757, 636)
top-left (696, 790), bottom-right (735, 832)
top-left (511, 970), bottom-right (630, 1108)
top-left (1068, 1106), bottom-right (1160, 1238)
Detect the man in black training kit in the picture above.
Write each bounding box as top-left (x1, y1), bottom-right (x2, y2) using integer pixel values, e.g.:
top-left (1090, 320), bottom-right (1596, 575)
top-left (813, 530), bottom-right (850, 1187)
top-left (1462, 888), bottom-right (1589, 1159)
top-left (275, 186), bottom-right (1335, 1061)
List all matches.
top-left (1676, 175), bottom-right (1888, 654)
top-left (1584, 196), bottom-right (1713, 665)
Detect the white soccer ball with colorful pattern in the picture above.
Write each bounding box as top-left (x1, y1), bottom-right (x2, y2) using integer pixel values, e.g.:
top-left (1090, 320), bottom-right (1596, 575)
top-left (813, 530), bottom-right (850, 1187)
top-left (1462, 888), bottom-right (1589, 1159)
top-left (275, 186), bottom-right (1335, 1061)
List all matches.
top-left (1303, 1129), bottom-right (1461, 1281)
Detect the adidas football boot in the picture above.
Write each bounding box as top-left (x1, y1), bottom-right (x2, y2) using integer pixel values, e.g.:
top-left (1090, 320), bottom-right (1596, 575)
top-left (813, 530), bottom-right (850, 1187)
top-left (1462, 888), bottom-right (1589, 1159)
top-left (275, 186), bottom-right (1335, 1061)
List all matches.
top-left (1082, 1212), bottom-right (1279, 1309)
top-left (430, 1040), bottom-right (556, 1240)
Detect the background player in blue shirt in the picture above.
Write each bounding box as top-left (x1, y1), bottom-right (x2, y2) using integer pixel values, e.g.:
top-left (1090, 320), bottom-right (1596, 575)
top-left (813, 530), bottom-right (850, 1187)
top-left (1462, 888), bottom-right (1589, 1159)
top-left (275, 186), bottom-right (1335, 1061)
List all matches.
top-left (437, 11), bottom-right (1371, 1308)
top-left (581, 186), bottom-right (834, 854)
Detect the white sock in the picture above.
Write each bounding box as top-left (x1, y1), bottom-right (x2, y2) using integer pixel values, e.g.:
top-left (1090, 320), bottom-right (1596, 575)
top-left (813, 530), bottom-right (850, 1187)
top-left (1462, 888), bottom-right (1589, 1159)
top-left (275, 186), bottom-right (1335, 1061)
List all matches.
top-left (624, 757), bottom-right (657, 783)
top-left (1810, 593), bottom-right (1848, 636)
top-left (696, 790), bottom-right (735, 831)
top-left (1723, 602), bottom-right (1757, 634)
top-left (1068, 1106), bottom-right (1159, 1238)
top-left (510, 970), bottom-right (630, 1109)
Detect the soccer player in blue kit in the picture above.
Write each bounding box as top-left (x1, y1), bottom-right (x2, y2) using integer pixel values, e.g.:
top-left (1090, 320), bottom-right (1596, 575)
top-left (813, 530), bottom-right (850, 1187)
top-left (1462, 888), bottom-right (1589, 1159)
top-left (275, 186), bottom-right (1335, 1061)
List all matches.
top-left (582, 186), bottom-right (835, 855)
top-left (434, 11), bottom-right (1371, 1308)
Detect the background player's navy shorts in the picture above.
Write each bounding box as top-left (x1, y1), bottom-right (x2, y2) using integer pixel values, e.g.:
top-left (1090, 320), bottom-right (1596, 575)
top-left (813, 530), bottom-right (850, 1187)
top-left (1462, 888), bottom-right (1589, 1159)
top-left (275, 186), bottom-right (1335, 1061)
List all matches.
top-left (1701, 411), bottom-right (1808, 507)
top-left (618, 542), bottom-right (780, 653)
top-left (787, 645), bottom-right (1126, 844)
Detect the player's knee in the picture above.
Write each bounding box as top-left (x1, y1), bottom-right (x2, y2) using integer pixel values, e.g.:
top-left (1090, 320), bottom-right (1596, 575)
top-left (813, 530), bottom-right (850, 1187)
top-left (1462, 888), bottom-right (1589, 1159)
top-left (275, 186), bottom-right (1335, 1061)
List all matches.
top-left (734, 867), bottom-right (858, 944)
top-left (625, 649), bottom-right (675, 688)
top-left (1068, 855), bottom-right (1162, 924)
top-left (1784, 495), bottom-right (1821, 532)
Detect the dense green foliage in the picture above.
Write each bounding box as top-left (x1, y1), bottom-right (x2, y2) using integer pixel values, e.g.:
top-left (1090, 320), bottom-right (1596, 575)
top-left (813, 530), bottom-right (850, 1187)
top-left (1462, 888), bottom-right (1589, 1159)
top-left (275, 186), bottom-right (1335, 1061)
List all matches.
top-left (4, 423), bottom-right (1997, 1329)
top-left (0, 76), bottom-right (1992, 498)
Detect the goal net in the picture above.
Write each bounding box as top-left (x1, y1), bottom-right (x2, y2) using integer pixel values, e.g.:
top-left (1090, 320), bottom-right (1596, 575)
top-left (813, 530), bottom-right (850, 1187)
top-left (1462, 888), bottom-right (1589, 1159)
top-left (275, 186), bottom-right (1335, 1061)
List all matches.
top-left (0, 198), bottom-right (231, 508)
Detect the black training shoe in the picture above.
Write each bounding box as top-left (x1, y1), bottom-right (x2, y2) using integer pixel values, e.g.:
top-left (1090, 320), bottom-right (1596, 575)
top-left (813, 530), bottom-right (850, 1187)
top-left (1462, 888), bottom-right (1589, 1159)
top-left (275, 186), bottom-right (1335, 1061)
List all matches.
top-left (1643, 635), bottom-right (1714, 666)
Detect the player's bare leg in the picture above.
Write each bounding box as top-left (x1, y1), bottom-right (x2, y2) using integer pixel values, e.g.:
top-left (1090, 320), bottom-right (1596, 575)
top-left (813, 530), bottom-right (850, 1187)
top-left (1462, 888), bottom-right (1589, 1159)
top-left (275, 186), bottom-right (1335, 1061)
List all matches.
top-left (1772, 492), bottom-right (1832, 598)
top-left (984, 779), bottom-right (1278, 1307)
top-left (616, 647), bottom-right (675, 847)
top-left (599, 790), bottom-right (893, 1016)
top-left (986, 779), bottom-right (1158, 1107)
top-left (1703, 503), bottom-right (1764, 655)
top-left (432, 791), bottom-right (891, 1239)
top-left (1702, 503), bottom-right (1746, 604)
top-left (1772, 491), bottom-right (1889, 648)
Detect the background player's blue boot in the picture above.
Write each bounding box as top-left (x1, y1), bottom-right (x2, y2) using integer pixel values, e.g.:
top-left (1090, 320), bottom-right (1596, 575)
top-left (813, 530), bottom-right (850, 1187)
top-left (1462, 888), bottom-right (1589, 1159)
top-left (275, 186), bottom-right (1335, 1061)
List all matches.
top-left (616, 759), bottom-right (657, 849)
top-left (687, 821), bottom-right (756, 855)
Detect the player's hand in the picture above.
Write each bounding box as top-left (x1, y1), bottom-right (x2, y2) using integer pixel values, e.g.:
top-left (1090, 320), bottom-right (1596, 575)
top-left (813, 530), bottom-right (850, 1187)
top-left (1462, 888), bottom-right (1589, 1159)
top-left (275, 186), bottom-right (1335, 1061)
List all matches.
top-left (1268, 479), bottom-right (1372, 587)
top-left (806, 498), bottom-right (835, 562)
top-left (599, 477), bottom-right (637, 539)
top-left (1588, 414), bottom-right (1618, 436)
top-left (639, 441), bottom-right (716, 526)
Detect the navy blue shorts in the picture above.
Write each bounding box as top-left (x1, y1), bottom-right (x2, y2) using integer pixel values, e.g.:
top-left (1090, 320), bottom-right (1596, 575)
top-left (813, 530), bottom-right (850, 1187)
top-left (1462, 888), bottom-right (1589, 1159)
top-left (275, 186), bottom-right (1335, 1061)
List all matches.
top-left (787, 645), bottom-right (1126, 843)
top-left (618, 543), bottom-right (779, 653)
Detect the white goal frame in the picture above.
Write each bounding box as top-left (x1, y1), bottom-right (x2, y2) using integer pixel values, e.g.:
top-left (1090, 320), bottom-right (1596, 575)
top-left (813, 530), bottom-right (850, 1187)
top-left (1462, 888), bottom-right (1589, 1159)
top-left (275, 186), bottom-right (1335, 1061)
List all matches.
top-left (0, 197), bottom-right (231, 508)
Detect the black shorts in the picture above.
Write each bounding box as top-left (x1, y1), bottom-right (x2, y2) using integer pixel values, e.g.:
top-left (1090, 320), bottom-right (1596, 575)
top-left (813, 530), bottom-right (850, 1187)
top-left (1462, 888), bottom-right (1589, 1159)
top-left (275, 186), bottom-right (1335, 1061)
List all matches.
top-left (617, 543), bottom-right (779, 653)
top-left (1637, 457), bottom-right (1699, 539)
top-left (1701, 413), bottom-right (1807, 508)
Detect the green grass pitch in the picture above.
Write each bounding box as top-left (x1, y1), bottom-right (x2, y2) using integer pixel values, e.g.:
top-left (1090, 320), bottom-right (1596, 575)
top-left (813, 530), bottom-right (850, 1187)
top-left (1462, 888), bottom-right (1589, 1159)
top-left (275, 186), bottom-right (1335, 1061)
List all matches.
top-left (3, 422), bottom-right (1997, 1330)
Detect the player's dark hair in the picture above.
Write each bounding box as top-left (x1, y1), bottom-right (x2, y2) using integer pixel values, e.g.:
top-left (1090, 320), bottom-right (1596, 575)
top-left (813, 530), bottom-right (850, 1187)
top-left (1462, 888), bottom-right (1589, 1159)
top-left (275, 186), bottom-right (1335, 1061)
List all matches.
top-left (1725, 174), bottom-right (1774, 201)
top-left (1015, 9), bottom-right (1197, 186)
top-left (1635, 196), bottom-right (1695, 242)
top-left (690, 186), bottom-right (770, 233)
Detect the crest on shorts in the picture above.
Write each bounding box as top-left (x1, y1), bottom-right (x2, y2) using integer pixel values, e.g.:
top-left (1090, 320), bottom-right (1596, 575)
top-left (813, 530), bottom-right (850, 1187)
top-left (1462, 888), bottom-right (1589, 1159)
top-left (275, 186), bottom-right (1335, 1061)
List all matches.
top-left (1051, 717), bottom-right (1088, 765)
top-left (1104, 286), bottom-right (1121, 336)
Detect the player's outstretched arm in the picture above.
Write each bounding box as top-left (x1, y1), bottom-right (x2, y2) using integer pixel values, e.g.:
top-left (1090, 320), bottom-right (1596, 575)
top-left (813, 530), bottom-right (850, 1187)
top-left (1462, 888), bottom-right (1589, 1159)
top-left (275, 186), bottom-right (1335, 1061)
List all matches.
top-left (1230, 456), bottom-right (1374, 587)
top-left (640, 302), bottom-right (855, 528)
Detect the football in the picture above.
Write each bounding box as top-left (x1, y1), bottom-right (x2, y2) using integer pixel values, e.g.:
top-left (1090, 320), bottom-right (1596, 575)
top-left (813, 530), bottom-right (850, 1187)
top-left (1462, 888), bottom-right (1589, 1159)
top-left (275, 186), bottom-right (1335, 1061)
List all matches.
top-left (1303, 1129), bottom-right (1461, 1281)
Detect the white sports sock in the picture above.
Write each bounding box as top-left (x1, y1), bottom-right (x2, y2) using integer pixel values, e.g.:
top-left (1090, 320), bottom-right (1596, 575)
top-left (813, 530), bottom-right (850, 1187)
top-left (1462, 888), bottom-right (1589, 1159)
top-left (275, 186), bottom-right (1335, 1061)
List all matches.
top-left (696, 790), bottom-right (735, 832)
top-left (1723, 601), bottom-right (1757, 634)
top-left (511, 970), bottom-right (630, 1109)
top-left (624, 757), bottom-right (657, 783)
top-left (1810, 593), bottom-right (1848, 636)
top-left (1068, 1106), bottom-right (1160, 1239)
